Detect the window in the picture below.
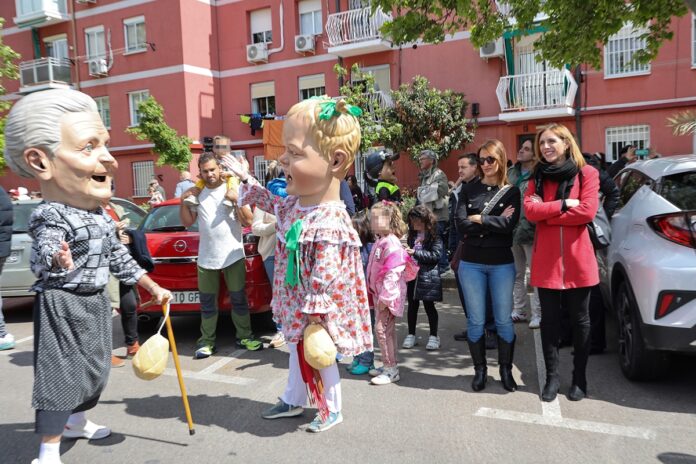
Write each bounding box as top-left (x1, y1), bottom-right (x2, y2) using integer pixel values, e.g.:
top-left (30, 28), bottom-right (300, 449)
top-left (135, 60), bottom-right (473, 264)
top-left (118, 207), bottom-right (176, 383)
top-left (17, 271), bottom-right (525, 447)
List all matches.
top-left (619, 170), bottom-right (651, 206)
top-left (299, 0), bottom-right (322, 36)
top-left (351, 64), bottom-right (391, 92)
top-left (251, 82), bottom-right (276, 115)
top-left (299, 73), bottom-right (325, 100)
top-left (605, 125), bottom-right (650, 162)
top-left (659, 172), bottom-right (696, 210)
top-left (604, 23), bottom-right (651, 78)
top-left (132, 160), bottom-right (154, 197)
top-left (124, 16), bottom-right (147, 53)
top-left (44, 34), bottom-right (69, 60)
top-left (85, 25), bottom-right (106, 61)
top-left (94, 96), bottom-right (111, 129)
top-left (254, 156), bottom-right (269, 185)
top-left (250, 8), bottom-right (272, 44)
top-left (128, 90), bottom-right (150, 126)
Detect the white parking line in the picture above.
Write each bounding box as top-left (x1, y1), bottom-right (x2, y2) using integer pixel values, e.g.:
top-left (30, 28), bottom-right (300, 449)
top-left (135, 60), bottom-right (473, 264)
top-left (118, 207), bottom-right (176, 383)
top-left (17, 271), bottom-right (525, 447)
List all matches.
top-left (161, 367), bottom-right (256, 386)
top-left (533, 329), bottom-right (562, 419)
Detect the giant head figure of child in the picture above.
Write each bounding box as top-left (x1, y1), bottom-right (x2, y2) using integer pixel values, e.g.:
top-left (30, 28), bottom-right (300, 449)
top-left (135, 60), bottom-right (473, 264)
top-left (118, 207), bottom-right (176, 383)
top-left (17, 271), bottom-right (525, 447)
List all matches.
top-left (279, 98), bottom-right (361, 205)
top-left (4, 88), bottom-right (116, 211)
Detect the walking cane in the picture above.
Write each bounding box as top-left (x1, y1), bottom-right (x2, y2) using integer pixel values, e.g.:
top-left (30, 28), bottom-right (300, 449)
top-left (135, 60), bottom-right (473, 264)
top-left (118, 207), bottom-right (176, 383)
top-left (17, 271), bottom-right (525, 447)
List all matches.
top-left (161, 301), bottom-right (196, 435)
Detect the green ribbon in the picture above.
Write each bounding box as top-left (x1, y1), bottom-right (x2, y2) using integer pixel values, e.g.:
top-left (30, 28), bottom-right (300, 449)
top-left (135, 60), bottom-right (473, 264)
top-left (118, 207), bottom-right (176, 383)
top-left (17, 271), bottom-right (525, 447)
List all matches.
top-left (284, 219), bottom-right (303, 287)
top-left (315, 99), bottom-right (363, 121)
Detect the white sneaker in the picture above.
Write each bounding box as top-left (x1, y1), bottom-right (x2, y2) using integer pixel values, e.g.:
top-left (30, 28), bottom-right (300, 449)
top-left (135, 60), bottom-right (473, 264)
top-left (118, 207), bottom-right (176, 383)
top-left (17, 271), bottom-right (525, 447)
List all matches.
top-left (511, 309), bottom-right (528, 322)
top-left (426, 335), bottom-right (440, 350)
top-left (368, 366), bottom-right (384, 377)
top-left (529, 315), bottom-right (541, 329)
top-left (63, 420), bottom-right (111, 440)
top-left (402, 334), bottom-right (416, 349)
top-left (269, 331), bottom-right (285, 348)
top-left (0, 333), bottom-right (15, 351)
top-left (371, 367), bottom-right (400, 385)
top-left (183, 196), bottom-right (199, 206)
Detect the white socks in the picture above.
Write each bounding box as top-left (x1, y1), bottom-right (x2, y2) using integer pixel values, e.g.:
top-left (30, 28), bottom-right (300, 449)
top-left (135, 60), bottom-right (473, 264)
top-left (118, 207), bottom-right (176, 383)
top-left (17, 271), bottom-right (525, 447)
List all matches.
top-left (66, 412), bottom-right (86, 428)
top-left (37, 441), bottom-right (61, 464)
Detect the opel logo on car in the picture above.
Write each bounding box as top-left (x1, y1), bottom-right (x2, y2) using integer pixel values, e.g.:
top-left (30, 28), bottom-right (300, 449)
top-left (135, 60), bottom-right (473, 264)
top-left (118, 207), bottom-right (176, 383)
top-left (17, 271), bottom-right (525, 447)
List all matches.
top-left (174, 240), bottom-right (187, 253)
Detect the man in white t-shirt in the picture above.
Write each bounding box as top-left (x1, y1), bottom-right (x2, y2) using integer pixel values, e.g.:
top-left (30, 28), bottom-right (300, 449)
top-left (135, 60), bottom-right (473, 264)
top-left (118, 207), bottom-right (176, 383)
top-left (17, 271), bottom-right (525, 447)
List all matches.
top-left (180, 153), bottom-right (260, 358)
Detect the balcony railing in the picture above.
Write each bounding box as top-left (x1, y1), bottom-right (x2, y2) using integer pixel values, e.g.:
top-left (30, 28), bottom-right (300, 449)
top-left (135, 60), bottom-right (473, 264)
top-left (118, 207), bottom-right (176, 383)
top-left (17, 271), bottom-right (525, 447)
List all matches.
top-left (19, 57), bottom-right (72, 93)
top-left (364, 90), bottom-right (393, 115)
top-left (496, 68), bottom-right (577, 119)
top-left (14, 0), bottom-right (69, 28)
top-left (326, 6), bottom-right (392, 47)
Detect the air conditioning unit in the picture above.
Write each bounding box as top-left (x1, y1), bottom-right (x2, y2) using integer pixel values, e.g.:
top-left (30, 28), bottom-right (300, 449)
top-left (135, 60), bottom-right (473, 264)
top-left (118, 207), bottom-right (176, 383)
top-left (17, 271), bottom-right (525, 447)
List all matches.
top-left (88, 59), bottom-right (108, 77)
top-left (295, 34), bottom-right (315, 54)
top-left (76, 0), bottom-right (97, 4)
top-left (479, 38), bottom-right (504, 59)
top-left (246, 43), bottom-right (268, 64)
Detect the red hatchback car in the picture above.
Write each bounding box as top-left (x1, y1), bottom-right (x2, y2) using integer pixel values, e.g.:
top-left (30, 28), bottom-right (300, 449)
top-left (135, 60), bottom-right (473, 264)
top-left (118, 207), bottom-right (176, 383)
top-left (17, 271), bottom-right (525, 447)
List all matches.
top-left (136, 198), bottom-right (272, 319)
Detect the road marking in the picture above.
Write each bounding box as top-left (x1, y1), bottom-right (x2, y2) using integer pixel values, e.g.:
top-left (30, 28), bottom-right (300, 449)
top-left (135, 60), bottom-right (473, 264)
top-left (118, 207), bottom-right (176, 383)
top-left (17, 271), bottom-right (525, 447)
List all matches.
top-left (0, 336), bottom-right (33, 356)
top-left (196, 349), bottom-right (245, 376)
top-left (533, 329), bottom-right (562, 419)
top-left (161, 367), bottom-right (256, 386)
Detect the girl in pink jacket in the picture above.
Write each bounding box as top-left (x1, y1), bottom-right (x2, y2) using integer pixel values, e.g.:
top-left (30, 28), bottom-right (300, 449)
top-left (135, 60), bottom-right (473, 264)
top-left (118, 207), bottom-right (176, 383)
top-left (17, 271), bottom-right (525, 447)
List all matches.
top-left (366, 201), bottom-right (417, 385)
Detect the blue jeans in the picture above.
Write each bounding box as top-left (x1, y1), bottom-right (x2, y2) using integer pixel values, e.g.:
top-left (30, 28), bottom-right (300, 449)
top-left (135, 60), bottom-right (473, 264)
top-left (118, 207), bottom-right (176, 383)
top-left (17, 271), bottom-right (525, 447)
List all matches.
top-left (458, 260), bottom-right (516, 343)
top-left (0, 258), bottom-right (7, 337)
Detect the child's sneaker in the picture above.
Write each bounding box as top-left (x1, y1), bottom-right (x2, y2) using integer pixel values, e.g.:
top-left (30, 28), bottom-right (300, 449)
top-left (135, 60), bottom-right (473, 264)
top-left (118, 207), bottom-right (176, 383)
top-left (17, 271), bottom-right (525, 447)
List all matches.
top-left (194, 345), bottom-right (216, 359)
top-left (529, 315), bottom-right (541, 329)
top-left (307, 411), bottom-right (343, 433)
top-left (262, 398), bottom-right (304, 419)
top-left (269, 331), bottom-right (285, 348)
top-left (426, 335), bottom-right (440, 350)
top-left (346, 358), bottom-right (359, 372)
top-left (183, 196), bottom-right (199, 206)
top-left (402, 334), bottom-right (417, 349)
top-left (368, 366), bottom-right (384, 377)
top-left (371, 367), bottom-right (400, 385)
top-left (511, 309), bottom-right (528, 322)
top-left (349, 363), bottom-right (374, 375)
top-left (0, 333), bottom-right (15, 351)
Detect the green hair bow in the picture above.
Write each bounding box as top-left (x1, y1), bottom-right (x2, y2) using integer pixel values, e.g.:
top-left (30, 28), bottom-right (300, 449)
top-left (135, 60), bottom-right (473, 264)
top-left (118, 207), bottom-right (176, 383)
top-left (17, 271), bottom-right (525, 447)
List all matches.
top-left (316, 99), bottom-right (363, 121)
top-left (284, 219), bottom-right (303, 287)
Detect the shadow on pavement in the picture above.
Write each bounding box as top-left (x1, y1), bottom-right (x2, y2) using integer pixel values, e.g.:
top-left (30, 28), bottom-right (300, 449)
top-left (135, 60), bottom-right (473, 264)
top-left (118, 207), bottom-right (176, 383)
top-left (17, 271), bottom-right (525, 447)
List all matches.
top-left (658, 452), bottom-right (696, 464)
top-left (7, 349), bottom-right (33, 367)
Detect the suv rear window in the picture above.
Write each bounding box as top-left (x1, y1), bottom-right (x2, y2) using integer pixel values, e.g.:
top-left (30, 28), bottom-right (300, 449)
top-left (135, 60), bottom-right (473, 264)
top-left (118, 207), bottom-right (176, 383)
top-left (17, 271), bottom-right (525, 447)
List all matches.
top-left (141, 205), bottom-right (199, 232)
top-left (12, 202), bottom-right (39, 233)
top-left (660, 171), bottom-right (696, 210)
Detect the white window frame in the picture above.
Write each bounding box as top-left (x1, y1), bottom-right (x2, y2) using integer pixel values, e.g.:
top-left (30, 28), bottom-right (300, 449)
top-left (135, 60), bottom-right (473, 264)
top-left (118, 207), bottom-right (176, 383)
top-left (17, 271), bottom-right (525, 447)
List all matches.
top-left (692, 14), bottom-right (696, 69)
top-left (603, 23), bottom-right (651, 79)
top-left (94, 96), bottom-right (111, 129)
top-left (84, 25), bottom-right (106, 61)
top-left (299, 0), bottom-right (322, 36)
top-left (132, 160), bottom-right (154, 197)
top-left (128, 90), bottom-right (150, 127)
top-left (123, 15), bottom-right (147, 54)
top-left (250, 8), bottom-right (272, 44)
top-left (254, 156), bottom-right (269, 185)
top-left (605, 125), bottom-right (650, 162)
top-left (44, 34), bottom-right (69, 61)
top-left (298, 73), bottom-right (325, 101)
top-left (251, 81), bottom-right (276, 115)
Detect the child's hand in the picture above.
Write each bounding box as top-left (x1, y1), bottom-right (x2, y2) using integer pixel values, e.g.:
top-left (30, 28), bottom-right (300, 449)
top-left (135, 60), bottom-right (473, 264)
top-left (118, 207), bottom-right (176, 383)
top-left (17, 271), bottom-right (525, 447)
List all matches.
top-left (181, 187), bottom-right (201, 199)
top-left (501, 206), bottom-right (515, 218)
top-left (54, 241), bottom-right (74, 271)
top-left (221, 155), bottom-right (250, 181)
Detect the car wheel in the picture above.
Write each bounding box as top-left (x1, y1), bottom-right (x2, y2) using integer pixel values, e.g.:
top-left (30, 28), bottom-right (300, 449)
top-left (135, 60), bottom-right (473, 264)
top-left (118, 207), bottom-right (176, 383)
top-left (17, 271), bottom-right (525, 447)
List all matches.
top-left (615, 280), bottom-right (669, 381)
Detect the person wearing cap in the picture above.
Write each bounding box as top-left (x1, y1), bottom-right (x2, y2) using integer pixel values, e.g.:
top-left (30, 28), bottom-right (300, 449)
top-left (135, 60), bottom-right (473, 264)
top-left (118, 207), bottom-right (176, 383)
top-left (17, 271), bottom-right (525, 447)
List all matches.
top-left (417, 149), bottom-right (450, 274)
top-left (364, 148), bottom-right (401, 204)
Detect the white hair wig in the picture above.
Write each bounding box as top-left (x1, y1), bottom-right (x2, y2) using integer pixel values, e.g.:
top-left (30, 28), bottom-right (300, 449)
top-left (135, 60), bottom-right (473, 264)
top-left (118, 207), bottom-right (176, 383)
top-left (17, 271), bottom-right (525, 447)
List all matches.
top-left (4, 88), bottom-right (99, 178)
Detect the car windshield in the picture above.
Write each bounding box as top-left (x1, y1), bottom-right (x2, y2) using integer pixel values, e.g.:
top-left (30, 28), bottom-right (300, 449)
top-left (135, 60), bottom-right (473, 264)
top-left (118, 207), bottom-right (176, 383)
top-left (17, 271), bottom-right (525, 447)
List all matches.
top-left (12, 202), bottom-right (39, 233)
top-left (660, 171), bottom-right (696, 210)
top-left (140, 205), bottom-right (199, 232)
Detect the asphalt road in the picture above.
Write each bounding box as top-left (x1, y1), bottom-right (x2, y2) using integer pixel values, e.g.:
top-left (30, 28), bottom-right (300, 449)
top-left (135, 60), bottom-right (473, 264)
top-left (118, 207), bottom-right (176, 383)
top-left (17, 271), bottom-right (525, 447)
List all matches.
top-left (1, 291), bottom-right (695, 464)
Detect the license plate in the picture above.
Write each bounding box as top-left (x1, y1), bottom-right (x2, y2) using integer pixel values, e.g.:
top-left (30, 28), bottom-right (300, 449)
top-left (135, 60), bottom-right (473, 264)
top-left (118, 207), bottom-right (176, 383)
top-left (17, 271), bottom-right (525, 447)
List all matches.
top-left (6, 250), bottom-right (21, 265)
top-left (171, 291), bottom-right (200, 305)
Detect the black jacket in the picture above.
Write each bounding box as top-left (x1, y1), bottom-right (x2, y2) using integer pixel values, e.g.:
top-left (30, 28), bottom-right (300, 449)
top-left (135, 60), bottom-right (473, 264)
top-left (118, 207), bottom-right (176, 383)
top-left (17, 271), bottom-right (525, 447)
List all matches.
top-left (598, 168), bottom-right (620, 219)
top-left (407, 233), bottom-right (443, 302)
top-left (0, 187), bottom-right (13, 258)
top-left (455, 179), bottom-right (521, 249)
top-left (607, 156), bottom-right (629, 178)
top-left (125, 229), bottom-right (154, 273)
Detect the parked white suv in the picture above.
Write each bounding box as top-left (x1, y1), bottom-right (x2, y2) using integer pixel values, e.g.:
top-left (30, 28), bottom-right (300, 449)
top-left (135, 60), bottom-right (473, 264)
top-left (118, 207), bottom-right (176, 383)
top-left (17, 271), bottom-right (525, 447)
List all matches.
top-left (607, 155), bottom-right (696, 380)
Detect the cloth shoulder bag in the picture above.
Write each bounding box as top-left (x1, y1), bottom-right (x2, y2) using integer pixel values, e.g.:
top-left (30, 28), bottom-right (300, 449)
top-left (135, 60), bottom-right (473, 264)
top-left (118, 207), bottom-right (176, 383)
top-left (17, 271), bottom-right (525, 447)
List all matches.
top-left (579, 171), bottom-right (611, 250)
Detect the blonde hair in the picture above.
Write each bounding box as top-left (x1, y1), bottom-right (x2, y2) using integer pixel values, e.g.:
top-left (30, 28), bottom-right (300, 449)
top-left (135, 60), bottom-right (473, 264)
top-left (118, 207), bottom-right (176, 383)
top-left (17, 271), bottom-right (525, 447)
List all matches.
top-left (371, 201), bottom-right (408, 237)
top-left (534, 123), bottom-right (586, 168)
top-left (213, 135), bottom-right (230, 145)
top-left (285, 98), bottom-right (361, 174)
top-left (477, 139), bottom-right (509, 187)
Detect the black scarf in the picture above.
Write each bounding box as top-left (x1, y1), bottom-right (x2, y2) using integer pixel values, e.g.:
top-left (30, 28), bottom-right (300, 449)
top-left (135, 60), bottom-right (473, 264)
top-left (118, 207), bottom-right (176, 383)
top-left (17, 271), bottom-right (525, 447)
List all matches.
top-left (534, 158), bottom-right (579, 201)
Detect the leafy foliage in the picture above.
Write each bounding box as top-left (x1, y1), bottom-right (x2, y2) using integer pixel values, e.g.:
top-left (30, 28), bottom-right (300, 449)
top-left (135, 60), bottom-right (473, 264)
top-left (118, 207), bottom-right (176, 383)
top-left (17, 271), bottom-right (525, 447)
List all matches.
top-left (372, 0), bottom-right (691, 69)
top-left (667, 110), bottom-right (696, 136)
top-left (0, 18), bottom-right (20, 172)
top-left (381, 75), bottom-right (474, 161)
top-left (126, 96), bottom-right (192, 171)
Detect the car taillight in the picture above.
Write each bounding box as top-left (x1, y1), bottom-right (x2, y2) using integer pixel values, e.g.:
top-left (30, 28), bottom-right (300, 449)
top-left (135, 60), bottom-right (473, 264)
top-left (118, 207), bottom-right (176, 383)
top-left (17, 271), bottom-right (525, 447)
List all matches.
top-left (647, 212), bottom-right (696, 249)
top-left (655, 291), bottom-right (696, 319)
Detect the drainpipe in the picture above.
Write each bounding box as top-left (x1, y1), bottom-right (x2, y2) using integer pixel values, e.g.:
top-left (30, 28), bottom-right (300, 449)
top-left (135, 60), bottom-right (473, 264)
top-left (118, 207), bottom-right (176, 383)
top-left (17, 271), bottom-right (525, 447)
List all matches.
top-left (69, 0), bottom-right (81, 89)
top-left (336, 0), bottom-right (344, 87)
top-left (267, 0), bottom-right (285, 56)
top-left (574, 65), bottom-right (582, 150)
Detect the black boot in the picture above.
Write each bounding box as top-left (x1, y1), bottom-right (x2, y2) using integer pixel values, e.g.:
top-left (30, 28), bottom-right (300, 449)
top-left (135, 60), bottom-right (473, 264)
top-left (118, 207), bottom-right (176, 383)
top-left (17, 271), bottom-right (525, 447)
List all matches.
top-left (498, 335), bottom-right (518, 392)
top-left (468, 338), bottom-right (487, 391)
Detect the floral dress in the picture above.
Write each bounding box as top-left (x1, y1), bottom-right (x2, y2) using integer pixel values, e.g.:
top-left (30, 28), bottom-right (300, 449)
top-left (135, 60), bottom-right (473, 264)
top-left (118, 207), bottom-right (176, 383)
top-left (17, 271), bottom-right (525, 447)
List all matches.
top-left (240, 182), bottom-right (373, 356)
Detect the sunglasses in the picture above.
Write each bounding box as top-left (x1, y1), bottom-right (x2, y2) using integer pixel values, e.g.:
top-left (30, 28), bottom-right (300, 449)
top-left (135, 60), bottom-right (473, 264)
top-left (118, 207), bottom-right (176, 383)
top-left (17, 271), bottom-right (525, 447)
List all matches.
top-left (478, 156), bottom-right (497, 165)
top-left (214, 145), bottom-right (229, 149)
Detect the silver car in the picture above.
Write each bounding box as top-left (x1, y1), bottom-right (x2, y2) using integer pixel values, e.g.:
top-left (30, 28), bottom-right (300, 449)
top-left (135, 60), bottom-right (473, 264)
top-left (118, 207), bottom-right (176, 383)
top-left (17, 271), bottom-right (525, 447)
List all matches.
top-left (607, 155), bottom-right (696, 380)
top-left (0, 198), bottom-right (146, 298)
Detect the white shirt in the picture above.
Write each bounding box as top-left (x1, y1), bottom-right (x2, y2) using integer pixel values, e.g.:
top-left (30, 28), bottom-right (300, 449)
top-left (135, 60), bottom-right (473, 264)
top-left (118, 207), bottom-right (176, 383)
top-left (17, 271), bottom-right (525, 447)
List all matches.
top-left (196, 183), bottom-right (243, 270)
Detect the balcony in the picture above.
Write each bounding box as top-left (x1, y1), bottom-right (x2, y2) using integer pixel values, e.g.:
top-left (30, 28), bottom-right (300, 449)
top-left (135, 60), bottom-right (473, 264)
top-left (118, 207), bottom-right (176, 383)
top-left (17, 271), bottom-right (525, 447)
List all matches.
top-left (19, 58), bottom-right (72, 94)
top-left (14, 0), bottom-right (69, 29)
top-left (364, 90), bottom-right (393, 119)
top-left (495, 68), bottom-right (578, 122)
top-left (326, 6), bottom-right (394, 58)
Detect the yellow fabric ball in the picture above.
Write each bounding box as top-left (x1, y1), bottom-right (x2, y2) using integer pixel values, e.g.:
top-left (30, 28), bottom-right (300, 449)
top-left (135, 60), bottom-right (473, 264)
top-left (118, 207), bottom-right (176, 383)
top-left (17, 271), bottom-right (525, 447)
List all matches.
top-left (132, 333), bottom-right (169, 380)
top-left (303, 324), bottom-right (337, 370)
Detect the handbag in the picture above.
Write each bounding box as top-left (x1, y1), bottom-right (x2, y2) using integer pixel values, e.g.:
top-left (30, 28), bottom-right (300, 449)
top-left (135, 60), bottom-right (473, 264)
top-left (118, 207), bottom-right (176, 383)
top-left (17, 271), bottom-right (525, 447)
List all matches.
top-left (579, 171), bottom-right (611, 250)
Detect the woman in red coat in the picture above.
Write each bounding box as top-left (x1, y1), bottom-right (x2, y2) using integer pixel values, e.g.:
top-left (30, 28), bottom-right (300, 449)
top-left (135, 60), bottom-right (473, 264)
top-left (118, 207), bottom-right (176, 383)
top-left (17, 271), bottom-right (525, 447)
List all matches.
top-left (524, 123), bottom-right (599, 402)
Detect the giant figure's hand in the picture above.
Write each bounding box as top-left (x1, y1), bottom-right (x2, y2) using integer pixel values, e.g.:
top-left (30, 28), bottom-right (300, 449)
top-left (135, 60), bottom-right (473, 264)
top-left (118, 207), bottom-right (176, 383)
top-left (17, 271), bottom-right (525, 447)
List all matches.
top-left (53, 241), bottom-right (75, 271)
top-left (221, 155), bottom-right (250, 182)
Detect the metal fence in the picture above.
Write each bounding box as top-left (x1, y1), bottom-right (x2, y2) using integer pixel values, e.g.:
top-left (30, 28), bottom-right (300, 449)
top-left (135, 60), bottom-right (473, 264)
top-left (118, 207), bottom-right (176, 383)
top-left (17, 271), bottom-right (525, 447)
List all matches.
top-left (496, 68), bottom-right (577, 112)
top-left (326, 6), bottom-right (392, 47)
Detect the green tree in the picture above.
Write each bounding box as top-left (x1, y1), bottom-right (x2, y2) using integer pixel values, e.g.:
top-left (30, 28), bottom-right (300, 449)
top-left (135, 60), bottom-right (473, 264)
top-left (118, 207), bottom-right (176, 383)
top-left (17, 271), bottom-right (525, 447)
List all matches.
top-left (372, 0), bottom-right (692, 69)
top-left (0, 18), bottom-right (20, 172)
top-left (126, 96), bottom-right (192, 171)
top-left (381, 75), bottom-right (474, 161)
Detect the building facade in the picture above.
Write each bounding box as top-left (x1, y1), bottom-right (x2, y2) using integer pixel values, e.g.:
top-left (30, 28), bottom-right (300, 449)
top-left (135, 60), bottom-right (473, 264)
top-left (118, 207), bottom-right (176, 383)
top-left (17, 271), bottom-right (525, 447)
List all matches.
top-left (1, 0), bottom-right (695, 200)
